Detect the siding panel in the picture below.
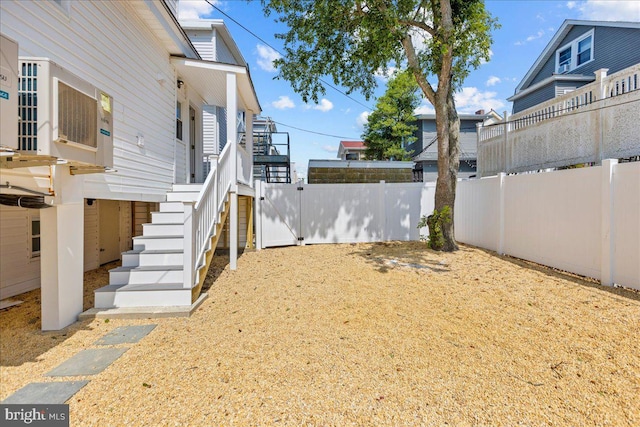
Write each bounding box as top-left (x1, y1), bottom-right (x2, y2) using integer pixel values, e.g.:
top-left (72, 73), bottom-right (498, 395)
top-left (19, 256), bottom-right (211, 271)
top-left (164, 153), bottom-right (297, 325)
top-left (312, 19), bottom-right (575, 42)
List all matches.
top-left (0, 206), bottom-right (40, 299)
top-left (0, 1), bottom-right (177, 201)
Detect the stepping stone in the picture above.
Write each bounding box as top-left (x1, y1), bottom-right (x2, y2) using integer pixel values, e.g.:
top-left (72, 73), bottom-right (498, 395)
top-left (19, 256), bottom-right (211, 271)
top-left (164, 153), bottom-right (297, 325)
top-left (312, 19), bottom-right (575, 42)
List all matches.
top-left (94, 324), bottom-right (157, 346)
top-left (1, 381), bottom-right (89, 404)
top-left (45, 348), bottom-right (128, 377)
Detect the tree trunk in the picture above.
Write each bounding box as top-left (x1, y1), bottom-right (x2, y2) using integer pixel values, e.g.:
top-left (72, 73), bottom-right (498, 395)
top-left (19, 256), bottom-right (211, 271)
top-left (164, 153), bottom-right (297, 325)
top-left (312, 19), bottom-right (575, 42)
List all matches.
top-left (430, 89), bottom-right (460, 251)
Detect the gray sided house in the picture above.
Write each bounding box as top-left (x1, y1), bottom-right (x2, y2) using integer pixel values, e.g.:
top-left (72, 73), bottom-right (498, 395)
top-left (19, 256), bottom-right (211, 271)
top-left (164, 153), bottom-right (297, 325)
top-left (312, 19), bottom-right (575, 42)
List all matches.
top-left (409, 111), bottom-right (502, 182)
top-left (509, 20), bottom-right (640, 113)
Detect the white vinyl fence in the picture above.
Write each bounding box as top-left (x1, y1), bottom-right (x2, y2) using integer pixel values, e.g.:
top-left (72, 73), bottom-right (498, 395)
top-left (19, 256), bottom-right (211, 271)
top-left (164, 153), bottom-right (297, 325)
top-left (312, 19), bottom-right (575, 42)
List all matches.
top-left (256, 160), bottom-right (639, 290)
top-left (255, 181), bottom-right (435, 246)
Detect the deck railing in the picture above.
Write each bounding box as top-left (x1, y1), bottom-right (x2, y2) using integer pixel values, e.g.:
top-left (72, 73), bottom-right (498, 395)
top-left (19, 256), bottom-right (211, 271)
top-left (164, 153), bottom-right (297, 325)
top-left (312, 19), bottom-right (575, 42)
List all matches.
top-left (183, 142), bottom-right (234, 290)
top-left (477, 65), bottom-right (640, 176)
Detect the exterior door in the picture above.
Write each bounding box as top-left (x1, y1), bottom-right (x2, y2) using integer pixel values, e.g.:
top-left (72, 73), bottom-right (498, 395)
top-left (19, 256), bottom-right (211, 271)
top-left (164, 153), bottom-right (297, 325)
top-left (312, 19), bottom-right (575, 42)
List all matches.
top-left (99, 200), bottom-right (120, 265)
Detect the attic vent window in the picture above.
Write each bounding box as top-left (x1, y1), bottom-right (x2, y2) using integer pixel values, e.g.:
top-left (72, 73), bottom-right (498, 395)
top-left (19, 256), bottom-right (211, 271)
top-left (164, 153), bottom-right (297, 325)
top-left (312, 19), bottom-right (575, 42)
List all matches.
top-left (555, 29), bottom-right (594, 73)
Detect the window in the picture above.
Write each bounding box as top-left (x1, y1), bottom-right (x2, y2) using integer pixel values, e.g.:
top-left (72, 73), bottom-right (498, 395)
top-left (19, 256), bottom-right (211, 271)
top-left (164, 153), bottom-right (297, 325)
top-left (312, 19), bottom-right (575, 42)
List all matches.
top-left (30, 216), bottom-right (41, 258)
top-left (176, 101), bottom-right (183, 140)
top-left (577, 35), bottom-right (592, 66)
top-left (346, 153), bottom-right (359, 160)
top-left (555, 30), bottom-right (594, 73)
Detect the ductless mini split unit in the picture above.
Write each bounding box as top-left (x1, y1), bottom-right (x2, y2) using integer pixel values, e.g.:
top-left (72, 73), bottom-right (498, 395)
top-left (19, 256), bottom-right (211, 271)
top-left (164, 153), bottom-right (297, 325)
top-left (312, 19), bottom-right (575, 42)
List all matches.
top-left (4, 56), bottom-right (114, 172)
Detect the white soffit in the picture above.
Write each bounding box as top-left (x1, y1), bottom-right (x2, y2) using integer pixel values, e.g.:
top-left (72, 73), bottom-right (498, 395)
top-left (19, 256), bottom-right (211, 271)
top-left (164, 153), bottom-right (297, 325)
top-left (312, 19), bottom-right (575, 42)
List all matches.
top-left (171, 58), bottom-right (261, 113)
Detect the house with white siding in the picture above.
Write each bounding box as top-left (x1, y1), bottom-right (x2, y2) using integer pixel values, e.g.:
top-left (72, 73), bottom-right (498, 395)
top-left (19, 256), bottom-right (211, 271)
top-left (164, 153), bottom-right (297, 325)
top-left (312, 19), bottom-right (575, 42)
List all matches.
top-left (0, 0), bottom-right (261, 330)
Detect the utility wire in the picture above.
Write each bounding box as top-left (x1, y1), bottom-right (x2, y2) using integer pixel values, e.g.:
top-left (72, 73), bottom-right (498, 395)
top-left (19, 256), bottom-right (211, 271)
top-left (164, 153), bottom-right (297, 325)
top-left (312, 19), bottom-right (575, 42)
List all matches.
top-left (205, 0), bottom-right (373, 111)
top-left (272, 120), bottom-right (360, 140)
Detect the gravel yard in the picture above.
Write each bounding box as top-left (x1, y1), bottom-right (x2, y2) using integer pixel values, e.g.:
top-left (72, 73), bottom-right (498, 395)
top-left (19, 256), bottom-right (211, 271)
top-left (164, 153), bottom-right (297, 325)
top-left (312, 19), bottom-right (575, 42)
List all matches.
top-left (1, 242), bottom-right (639, 426)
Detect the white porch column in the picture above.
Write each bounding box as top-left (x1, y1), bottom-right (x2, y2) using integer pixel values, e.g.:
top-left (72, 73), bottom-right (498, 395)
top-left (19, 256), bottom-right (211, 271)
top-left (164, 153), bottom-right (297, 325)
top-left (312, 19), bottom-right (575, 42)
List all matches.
top-left (227, 72), bottom-right (238, 270)
top-left (40, 165), bottom-right (84, 331)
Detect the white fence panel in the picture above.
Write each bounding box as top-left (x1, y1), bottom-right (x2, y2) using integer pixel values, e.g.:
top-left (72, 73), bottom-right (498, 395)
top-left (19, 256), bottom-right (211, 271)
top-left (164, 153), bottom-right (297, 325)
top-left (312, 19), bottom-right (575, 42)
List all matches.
top-left (384, 183), bottom-right (436, 241)
top-left (503, 168), bottom-right (602, 280)
top-left (612, 162), bottom-right (640, 289)
top-left (301, 184), bottom-right (383, 244)
top-left (455, 176), bottom-right (501, 252)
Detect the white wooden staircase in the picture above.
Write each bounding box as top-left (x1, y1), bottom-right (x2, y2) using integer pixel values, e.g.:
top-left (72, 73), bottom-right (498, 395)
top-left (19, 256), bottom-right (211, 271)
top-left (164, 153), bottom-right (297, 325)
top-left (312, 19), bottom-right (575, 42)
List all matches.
top-left (93, 142), bottom-right (237, 313)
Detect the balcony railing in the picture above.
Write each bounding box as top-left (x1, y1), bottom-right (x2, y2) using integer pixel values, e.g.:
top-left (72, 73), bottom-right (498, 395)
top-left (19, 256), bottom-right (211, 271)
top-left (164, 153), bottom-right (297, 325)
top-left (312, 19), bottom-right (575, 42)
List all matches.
top-left (477, 65), bottom-right (640, 176)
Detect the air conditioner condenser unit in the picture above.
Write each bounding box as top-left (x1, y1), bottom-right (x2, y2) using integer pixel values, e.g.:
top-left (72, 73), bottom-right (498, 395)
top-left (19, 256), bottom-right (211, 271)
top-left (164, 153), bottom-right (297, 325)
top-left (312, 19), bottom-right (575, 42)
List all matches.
top-left (13, 58), bottom-right (113, 169)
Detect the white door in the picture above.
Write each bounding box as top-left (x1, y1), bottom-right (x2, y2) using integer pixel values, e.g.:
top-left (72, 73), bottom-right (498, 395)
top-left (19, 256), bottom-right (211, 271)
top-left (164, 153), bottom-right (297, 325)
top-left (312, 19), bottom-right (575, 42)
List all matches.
top-left (99, 200), bottom-right (121, 265)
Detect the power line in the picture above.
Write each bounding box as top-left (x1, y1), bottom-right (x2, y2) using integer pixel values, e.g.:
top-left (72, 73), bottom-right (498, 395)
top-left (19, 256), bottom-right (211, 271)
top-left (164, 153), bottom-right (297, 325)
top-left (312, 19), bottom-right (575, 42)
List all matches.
top-left (204, 0), bottom-right (373, 111)
top-left (272, 120), bottom-right (360, 140)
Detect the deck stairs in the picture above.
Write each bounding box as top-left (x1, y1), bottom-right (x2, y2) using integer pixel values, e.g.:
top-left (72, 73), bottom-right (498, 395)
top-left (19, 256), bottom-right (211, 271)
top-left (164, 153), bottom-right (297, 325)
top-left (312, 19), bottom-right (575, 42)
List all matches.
top-left (94, 142), bottom-right (237, 311)
top-left (94, 184), bottom-right (229, 309)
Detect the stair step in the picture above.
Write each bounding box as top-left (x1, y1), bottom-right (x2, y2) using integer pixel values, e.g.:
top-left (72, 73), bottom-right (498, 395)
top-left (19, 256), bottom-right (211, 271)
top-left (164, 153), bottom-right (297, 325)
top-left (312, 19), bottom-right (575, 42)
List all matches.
top-left (109, 265), bottom-right (184, 285)
top-left (159, 201), bottom-right (185, 213)
top-left (133, 235), bottom-right (184, 251)
top-left (122, 249), bottom-right (184, 267)
top-left (94, 283), bottom-right (191, 308)
top-left (142, 223), bottom-right (184, 237)
top-left (172, 184), bottom-right (203, 193)
top-left (166, 192), bottom-right (200, 202)
top-left (151, 211), bottom-right (184, 224)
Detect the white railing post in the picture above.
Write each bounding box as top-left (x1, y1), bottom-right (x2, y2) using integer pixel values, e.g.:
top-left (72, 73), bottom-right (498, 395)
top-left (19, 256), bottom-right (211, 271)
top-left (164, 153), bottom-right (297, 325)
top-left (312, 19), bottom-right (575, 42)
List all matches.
top-left (476, 122), bottom-right (483, 177)
top-left (503, 111), bottom-right (509, 173)
top-left (595, 68), bottom-right (609, 100)
top-left (183, 201), bottom-right (196, 289)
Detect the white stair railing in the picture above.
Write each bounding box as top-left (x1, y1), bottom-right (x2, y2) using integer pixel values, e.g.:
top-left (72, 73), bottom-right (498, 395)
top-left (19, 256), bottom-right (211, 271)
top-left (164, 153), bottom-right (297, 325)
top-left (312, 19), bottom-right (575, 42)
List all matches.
top-left (183, 142), bottom-right (233, 290)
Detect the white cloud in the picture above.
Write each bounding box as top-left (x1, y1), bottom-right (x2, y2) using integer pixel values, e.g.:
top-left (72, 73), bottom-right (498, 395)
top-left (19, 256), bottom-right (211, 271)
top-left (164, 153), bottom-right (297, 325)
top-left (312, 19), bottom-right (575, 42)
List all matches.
top-left (573, 0), bottom-right (640, 21)
top-left (515, 29), bottom-right (546, 46)
top-left (414, 104), bottom-right (435, 115)
top-left (178, 0), bottom-right (215, 19)
top-left (311, 98), bottom-right (334, 112)
top-left (272, 96), bottom-right (295, 110)
top-left (356, 111), bottom-right (370, 129)
top-left (486, 76), bottom-right (501, 87)
top-left (479, 49), bottom-right (493, 65)
top-left (374, 66), bottom-right (399, 81)
top-left (256, 44), bottom-right (282, 72)
top-left (454, 87), bottom-right (506, 114)
top-left (322, 145), bottom-right (338, 153)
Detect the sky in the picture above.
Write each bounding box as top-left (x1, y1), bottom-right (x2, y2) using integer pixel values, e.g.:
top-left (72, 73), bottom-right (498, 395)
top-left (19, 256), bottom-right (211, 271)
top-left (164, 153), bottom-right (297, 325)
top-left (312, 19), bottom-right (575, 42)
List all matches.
top-left (178, 0), bottom-right (640, 180)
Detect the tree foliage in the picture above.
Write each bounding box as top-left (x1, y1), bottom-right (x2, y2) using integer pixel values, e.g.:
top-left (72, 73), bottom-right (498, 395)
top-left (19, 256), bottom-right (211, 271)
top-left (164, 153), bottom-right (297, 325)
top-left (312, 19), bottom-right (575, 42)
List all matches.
top-left (362, 70), bottom-right (419, 161)
top-left (262, 0), bottom-right (498, 251)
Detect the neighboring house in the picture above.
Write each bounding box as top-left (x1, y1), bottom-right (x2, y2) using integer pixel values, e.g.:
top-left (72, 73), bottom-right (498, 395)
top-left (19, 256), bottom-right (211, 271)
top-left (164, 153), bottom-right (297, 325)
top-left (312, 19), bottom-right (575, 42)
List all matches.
top-left (0, 1), bottom-right (260, 330)
top-left (508, 20), bottom-right (640, 113)
top-left (477, 20), bottom-right (640, 176)
top-left (338, 141), bottom-right (366, 160)
top-left (408, 110), bottom-right (502, 182)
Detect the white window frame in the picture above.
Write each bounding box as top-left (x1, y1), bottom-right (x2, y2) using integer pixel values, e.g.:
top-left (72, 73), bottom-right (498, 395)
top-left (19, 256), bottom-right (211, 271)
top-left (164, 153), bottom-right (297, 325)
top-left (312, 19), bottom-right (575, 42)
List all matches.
top-left (29, 213), bottom-right (41, 259)
top-left (555, 29), bottom-right (594, 74)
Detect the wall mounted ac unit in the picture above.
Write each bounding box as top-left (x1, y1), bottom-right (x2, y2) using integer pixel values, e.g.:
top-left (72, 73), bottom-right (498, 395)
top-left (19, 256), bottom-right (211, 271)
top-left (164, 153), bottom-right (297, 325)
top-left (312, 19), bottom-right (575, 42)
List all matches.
top-left (10, 58), bottom-right (113, 170)
top-left (558, 63), bottom-right (570, 74)
top-left (1, 34), bottom-right (19, 153)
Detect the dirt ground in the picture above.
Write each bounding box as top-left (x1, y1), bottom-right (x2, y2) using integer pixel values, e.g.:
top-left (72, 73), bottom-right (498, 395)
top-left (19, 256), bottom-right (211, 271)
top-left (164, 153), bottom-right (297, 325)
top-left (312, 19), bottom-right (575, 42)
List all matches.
top-left (1, 242), bottom-right (639, 426)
